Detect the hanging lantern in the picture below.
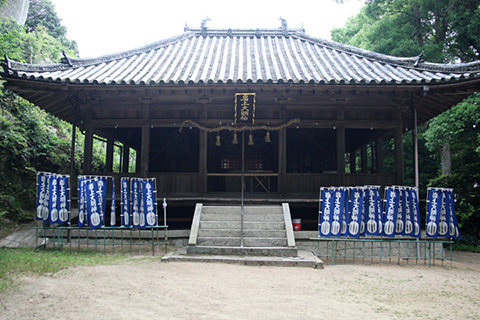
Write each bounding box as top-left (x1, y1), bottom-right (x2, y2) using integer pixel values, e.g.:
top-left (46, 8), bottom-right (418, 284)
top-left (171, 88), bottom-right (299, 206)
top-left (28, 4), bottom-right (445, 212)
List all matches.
top-left (215, 132), bottom-right (221, 146)
top-left (248, 132), bottom-right (254, 146)
top-left (232, 132), bottom-right (238, 144)
top-left (265, 131), bottom-right (271, 143)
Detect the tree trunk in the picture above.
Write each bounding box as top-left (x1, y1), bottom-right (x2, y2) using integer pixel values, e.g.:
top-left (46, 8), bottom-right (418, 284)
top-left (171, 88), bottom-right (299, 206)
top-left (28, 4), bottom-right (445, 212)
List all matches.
top-left (441, 143), bottom-right (451, 175)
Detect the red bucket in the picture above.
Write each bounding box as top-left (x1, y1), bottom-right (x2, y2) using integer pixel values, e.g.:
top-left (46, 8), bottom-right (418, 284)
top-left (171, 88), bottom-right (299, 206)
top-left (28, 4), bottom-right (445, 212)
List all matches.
top-left (292, 219), bottom-right (302, 231)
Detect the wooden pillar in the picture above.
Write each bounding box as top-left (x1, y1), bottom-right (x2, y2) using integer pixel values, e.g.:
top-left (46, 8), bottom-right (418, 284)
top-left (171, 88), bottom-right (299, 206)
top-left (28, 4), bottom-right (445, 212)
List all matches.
top-left (394, 125), bottom-right (404, 184)
top-left (105, 137), bottom-right (114, 172)
top-left (83, 120), bottom-right (93, 174)
top-left (336, 125), bottom-right (346, 185)
top-left (122, 144), bottom-right (130, 173)
top-left (69, 111), bottom-right (77, 195)
top-left (199, 101), bottom-right (208, 193)
top-left (278, 128), bottom-right (287, 193)
top-left (135, 148), bottom-right (141, 173)
top-left (140, 100), bottom-right (150, 177)
top-left (69, 112), bottom-right (77, 178)
top-left (412, 102), bottom-right (419, 190)
top-left (370, 143), bottom-right (376, 173)
top-left (336, 106), bottom-right (345, 185)
top-left (199, 130), bottom-right (207, 192)
top-left (375, 137), bottom-right (384, 174)
top-left (361, 144), bottom-right (368, 173)
top-left (349, 151), bottom-right (356, 174)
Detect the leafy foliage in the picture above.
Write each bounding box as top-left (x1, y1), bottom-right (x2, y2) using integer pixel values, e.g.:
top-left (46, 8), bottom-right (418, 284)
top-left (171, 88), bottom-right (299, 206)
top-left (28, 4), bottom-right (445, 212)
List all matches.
top-left (332, 0), bottom-right (480, 63)
top-left (25, 0), bottom-right (77, 55)
top-left (0, 1), bottom-right (82, 224)
top-left (0, 18), bottom-right (25, 61)
top-left (424, 94), bottom-right (480, 242)
top-left (332, 0), bottom-right (480, 241)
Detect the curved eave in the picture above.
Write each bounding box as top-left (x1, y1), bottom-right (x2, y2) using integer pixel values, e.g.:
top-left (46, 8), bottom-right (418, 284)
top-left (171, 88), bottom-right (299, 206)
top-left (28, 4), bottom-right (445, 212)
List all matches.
top-left (3, 70), bottom-right (479, 86)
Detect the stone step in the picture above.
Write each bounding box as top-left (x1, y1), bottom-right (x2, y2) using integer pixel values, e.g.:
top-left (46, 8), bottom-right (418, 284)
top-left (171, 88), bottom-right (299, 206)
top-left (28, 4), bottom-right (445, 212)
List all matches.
top-left (244, 207), bottom-right (284, 215)
top-left (186, 245), bottom-right (298, 257)
top-left (198, 229), bottom-right (286, 238)
top-left (197, 236), bottom-right (287, 247)
top-left (197, 237), bottom-right (241, 246)
top-left (201, 206), bottom-right (241, 214)
top-left (243, 237), bottom-right (287, 247)
top-left (201, 212), bottom-right (284, 222)
top-left (200, 221), bottom-right (285, 230)
top-left (202, 205), bottom-right (282, 213)
top-left (164, 248), bottom-right (323, 268)
top-left (198, 229), bottom-right (242, 237)
top-left (200, 213), bottom-right (240, 222)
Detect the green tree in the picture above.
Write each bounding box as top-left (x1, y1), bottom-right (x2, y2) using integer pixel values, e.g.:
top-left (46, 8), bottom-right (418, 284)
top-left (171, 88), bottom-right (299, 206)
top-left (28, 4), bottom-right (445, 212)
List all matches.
top-left (332, 0), bottom-right (480, 241)
top-left (424, 94), bottom-right (480, 241)
top-left (0, 18), bottom-right (25, 61)
top-left (25, 0), bottom-right (77, 55)
top-left (332, 0), bottom-right (480, 63)
top-left (0, 1), bottom-right (80, 224)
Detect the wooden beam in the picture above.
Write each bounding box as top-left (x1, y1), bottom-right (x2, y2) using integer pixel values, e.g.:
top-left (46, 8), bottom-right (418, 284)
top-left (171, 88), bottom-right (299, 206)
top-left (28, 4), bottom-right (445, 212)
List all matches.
top-left (89, 118), bottom-right (400, 129)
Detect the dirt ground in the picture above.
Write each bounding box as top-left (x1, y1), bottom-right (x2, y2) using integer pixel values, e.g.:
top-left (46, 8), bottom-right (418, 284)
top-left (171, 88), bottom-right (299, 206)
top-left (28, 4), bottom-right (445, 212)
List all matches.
top-left (1, 251), bottom-right (479, 320)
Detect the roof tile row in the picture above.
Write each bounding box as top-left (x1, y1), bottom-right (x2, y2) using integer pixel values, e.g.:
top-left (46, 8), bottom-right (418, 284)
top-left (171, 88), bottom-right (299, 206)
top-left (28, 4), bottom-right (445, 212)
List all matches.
top-left (3, 28), bottom-right (480, 86)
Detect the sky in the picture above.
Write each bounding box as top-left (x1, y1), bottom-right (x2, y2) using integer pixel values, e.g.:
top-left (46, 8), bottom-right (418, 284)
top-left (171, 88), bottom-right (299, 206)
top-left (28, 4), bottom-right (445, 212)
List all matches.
top-left (50, 0), bottom-right (364, 58)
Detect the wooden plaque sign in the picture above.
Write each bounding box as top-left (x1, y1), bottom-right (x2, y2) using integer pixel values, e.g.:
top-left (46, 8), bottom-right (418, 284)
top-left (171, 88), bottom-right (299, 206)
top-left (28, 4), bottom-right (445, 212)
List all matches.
top-left (234, 93), bottom-right (256, 125)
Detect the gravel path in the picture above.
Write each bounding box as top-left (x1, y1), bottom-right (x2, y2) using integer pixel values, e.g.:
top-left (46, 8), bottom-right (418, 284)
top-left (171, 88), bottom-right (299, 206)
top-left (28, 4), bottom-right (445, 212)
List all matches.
top-left (1, 251), bottom-right (479, 320)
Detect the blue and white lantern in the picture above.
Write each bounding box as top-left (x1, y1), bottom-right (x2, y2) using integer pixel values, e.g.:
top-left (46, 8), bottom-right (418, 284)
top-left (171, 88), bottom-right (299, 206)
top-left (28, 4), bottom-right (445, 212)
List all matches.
top-left (395, 187), bottom-right (406, 235)
top-left (131, 179), bottom-right (141, 228)
top-left (383, 187), bottom-right (399, 237)
top-left (143, 179), bottom-right (157, 227)
top-left (409, 188), bottom-right (421, 238)
top-left (36, 172), bottom-right (70, 225)
top-left (331, 188), bottom-right (347, 237)
top-left (36, 172), bottom-right (50, 221)
top-left (437, 189), bottom-right (449, 238)
top-left (426, 188), bottom-right (443, 238)
top-left (57, 175), bottom-right (70, 225)
top-left (375, 187), bottom-right (383, 234)
top-left (341, 188), bottom-right (349, 236)
top-left (78, 176), bottom-right (87, 227)
top-left (86, 178), bottom-right (103, 229)
top-left (444, 189), bottom-right (461, 240)
top-left (346, 187), bottom-right (364, 238)
top-left (120, 178), bottom-right (130, 227)
top-left (319, 188), bottom-right (335, 237)
top-left (110, 179), bottom-right (116, 226)
top-left (364, 186), bottom-right (381, 236)
top-left (48, 174), bottom-right (59, 225)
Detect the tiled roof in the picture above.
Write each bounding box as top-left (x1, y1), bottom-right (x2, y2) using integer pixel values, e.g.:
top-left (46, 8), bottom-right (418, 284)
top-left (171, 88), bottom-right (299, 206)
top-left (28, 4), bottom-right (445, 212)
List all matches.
top-left (3, 28), bottom-right (480, 86)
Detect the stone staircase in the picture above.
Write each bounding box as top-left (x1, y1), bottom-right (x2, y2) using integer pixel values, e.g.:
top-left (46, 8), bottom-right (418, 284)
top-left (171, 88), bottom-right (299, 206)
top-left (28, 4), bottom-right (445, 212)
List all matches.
top-left (187, 204), bottom-right (297, 257)
top-left (163, 203), bottom-right (323, 267)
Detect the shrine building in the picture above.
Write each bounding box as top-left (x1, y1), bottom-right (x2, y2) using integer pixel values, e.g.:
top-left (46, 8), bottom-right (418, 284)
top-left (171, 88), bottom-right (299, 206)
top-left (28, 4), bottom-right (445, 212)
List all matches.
top-left (2, 25), bottom-right (480, 228)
